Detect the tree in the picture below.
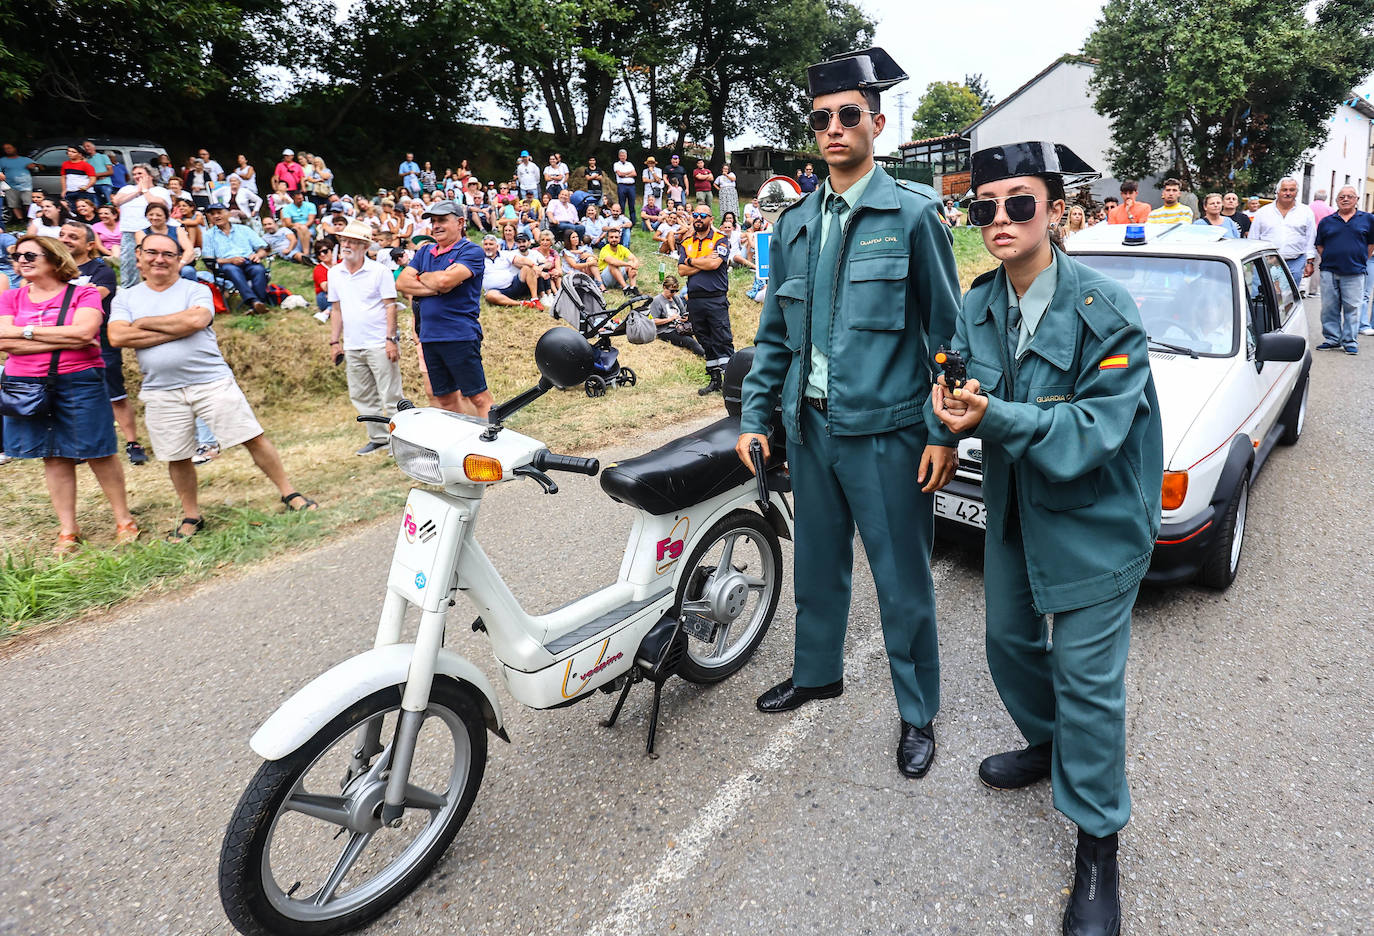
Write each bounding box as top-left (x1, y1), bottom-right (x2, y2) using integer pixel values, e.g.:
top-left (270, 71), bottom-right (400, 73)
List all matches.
top-left (964, 73), bottom-right (996, 110)
top-left (1085, 0), bottom-right (1374, 192)
top-left (910, 81), bottom-right (983, 139)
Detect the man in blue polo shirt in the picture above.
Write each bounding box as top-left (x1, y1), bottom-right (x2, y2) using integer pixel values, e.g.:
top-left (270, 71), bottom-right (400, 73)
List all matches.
top-left (399, 153), bottom-right (421, 196)
top-left (396, 200), bottom-right (493, 418)
top-left (1314, 185), bottom-right (1374, 355)
top-left (202, 203), bottom-right (271, 314)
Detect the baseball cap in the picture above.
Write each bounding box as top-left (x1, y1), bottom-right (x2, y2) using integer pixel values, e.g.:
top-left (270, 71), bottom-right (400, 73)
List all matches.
top-left (329, 201), bottom-right (347, 213)
top-left (422, 199), bottom-right (463, 219)
top-left (204, 202), bottom-right (228, 213)
top-left (515, 231), bottom-right (531, 242)
top-left (282, 148), bottom-right (295, 156)
top-left (520, 150), bottom-right (530, 157)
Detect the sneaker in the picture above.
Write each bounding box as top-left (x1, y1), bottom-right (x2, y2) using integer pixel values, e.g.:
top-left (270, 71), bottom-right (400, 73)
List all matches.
top-left (541, 294), bottom-right (555, 311)
top-left (125, 440), bottom-right (149, 466)
top-left (1344, 344), bottom-right (1359, 355)
top-left (313, 310), bottom-right (330, 324)
top-left (355, 441), bottom-right (388, 456)
top-left (192, 443), bottom-right (221, 466)
top-left (1315, 341), bottom-right (1342, 351)
top-left (1359, 326), bottom-right (1374, 336)
top-left (520, 299), bottom-right (542, 309)
top-left (0, 452), bottom-right (11, 466)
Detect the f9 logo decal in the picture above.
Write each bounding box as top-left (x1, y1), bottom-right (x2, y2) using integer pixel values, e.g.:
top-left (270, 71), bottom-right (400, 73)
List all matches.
top-left (654, 517), bottom-right (690, 574)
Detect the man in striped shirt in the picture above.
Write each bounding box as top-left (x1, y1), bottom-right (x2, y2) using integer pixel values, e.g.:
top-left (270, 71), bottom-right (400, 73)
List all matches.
top-left (1145, 178), bottom-right (1194, 226)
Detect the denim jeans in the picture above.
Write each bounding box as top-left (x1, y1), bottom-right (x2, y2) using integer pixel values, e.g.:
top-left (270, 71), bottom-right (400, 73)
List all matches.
top-left (1319, 270), bottom-right (1364, 347)
top-left (616, 184), bottom-right (637, 223)
top-left (1359, 256), bottom-right (1374, 330)
top-left (119, 232), bottom-right (140, 289)
top-left (195, 417), bottom-right (218, 447)
top-left (216, 260), bottom-right (268, 304)
top-left (1284, 255), bottom-right (1308, 291)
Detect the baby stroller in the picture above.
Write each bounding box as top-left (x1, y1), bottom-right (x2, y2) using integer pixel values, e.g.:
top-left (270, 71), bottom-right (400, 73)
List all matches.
top-left (550, 272), bottom-right (655, 397)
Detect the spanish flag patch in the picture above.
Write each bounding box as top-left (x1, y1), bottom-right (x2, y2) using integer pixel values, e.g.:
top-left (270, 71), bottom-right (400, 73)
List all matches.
top-left (1099, 354), bottom-right (1129, 370)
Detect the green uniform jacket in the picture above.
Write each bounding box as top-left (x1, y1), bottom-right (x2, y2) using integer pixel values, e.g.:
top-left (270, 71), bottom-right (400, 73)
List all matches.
top-left (739, 168), bottom-right (961, 444)
top-left (955, 249), bottom-right (1164, 614)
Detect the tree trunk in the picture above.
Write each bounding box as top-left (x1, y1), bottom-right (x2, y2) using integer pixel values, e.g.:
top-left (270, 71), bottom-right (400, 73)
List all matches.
top-left (622, 67), bottom-right (643, 147)
top-left (580, 68), bottom-right (615, 151)
top-left (649, 65), bottom-right (658, 148)
top-left (709, 69), bottom-right (729, 171)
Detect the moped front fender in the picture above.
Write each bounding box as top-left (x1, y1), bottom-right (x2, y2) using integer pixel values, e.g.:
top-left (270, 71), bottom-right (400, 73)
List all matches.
top-left (249, 644), bottom-right (508, 761)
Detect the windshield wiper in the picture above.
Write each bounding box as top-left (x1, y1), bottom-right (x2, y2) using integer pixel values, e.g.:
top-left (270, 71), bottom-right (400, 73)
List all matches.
top-left (1147, 337), bottom-right (1199, 359)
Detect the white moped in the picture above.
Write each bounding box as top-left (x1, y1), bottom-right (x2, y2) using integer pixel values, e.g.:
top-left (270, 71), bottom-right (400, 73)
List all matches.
top-left (218, 329), bottom-right (792, 936)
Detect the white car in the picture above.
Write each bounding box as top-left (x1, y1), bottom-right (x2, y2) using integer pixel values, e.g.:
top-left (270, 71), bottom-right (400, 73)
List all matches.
top-left (935, 223), bottom-right (1311, 590)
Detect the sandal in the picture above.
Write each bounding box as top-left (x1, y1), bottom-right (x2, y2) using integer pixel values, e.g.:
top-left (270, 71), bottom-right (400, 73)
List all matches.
top-left (167, 516), bottom-right (205, 542)
top-left (115, 520), bottom-right (141, 546)
top-left (53, 531), bottom-right (83, 557)
top-left (281, 492), bottom-right (318, 512)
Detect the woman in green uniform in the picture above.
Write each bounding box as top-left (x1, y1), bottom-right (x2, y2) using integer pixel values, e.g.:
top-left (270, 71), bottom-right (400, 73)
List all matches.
top-left (932, 142), bottom-right (1163, 936)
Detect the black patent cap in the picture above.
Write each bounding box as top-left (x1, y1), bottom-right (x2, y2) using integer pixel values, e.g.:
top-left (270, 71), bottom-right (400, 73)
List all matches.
top-left (807, 47), bottom-right (907, 97)
top-left (970, 142), bottom-right (1101, 191)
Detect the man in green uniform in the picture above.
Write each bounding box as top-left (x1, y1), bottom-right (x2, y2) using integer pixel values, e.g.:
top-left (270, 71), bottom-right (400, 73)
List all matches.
top-left (735, 48), bottom-right (962, 778)
top-left (933, 142), bottom-right (1163, 935)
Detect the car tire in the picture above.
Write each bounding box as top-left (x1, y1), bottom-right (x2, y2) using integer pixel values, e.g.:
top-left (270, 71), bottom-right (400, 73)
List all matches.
top-left (1278, 369), bottom-right (1309, 445)
top-left (1198, 474), bottom-right (1249, 590)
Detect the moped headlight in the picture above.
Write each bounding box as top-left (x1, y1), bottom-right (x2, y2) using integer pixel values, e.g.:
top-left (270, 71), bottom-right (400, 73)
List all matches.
top-left (392, 436), bottom-right (443, 484)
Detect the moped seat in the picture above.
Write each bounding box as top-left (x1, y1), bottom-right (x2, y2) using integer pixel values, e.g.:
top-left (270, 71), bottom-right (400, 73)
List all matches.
top-left (599, 416), bottom-right (784, 516)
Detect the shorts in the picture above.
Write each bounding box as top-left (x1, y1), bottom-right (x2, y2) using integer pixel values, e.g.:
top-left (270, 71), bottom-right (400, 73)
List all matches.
top-left (421, 340), bottom-right (487, 397)
top-left (141, 375), bottom-right (264, 461)
top-left (1, 367), bottom-right (117, 460)
top-left (496, 278), bottom-right (531, 301)
top-left (101, 348), bottom-right (128, 402)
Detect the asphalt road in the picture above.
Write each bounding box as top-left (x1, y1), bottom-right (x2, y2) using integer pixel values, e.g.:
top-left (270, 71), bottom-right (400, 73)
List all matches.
top-left (1, 298), bottom-right (1370, 936)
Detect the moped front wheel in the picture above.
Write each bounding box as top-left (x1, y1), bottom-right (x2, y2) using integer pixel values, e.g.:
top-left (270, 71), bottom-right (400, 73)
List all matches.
top-left (219, 679), bottom-right (487, 936)
top-left (675, 510), bottom-right (783, 684)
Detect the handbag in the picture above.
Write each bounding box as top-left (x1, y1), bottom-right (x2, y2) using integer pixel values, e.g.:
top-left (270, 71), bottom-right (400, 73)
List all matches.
top-left (624, 307), bottom-right (657, 345)
top-left (0, 285), bottom-right (74, 419)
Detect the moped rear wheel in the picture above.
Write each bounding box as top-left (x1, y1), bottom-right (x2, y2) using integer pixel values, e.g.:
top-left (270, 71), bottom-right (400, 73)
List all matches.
top-left (219, 679), bottom-right (487, 936)
top-left (675, 510), bottom-right (783, 684)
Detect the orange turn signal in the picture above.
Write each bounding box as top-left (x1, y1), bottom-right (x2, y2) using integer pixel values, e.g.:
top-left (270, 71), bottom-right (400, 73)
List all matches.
top-left (463, 454), bottom-right (503, 483)
top-left (1161, 471), bottom-right (1188, 511)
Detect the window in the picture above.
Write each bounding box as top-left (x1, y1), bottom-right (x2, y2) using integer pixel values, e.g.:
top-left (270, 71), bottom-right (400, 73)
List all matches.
top-left (1263, 253), bottom-right (1298, 324)
top-left (33, 148), bottom-right (65, 172)
top-left (1074, 253), bottom-right (1237, 357)
top-left (1242, 258), bottom-right (1277, 364)
top-left (131, 150), bottom-right (161, 168)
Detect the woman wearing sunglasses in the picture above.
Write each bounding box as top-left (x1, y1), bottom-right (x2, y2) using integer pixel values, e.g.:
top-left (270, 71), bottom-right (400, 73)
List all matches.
top-left (0, 236), bottom-right (139, 554)
top-left (932, 142), bottom-right (1163, 936)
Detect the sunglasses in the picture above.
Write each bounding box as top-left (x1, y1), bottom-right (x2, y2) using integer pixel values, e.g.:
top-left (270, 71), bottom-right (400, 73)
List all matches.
top-left (692, 212), bottom-right (711, 219)
top-left (14, 251), bottom-right (44, 263)
top-left (966, 194), bottom-right (1046, 227)
top-left (808, 105), bottom-right (878, 131)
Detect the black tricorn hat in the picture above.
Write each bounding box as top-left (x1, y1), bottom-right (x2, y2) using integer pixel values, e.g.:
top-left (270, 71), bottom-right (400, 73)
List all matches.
top-left (970, 142), bottom-right (1101, 191)
top-left (806, 47), bottom-right (908, 97)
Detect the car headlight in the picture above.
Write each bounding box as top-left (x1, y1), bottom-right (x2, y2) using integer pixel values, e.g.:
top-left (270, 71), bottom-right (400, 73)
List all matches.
top-left (392, 436), bottom-right (443, 485)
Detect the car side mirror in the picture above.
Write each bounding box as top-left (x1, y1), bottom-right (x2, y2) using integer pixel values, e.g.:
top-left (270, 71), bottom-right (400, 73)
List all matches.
top-left (1254, 332), bottom-right (1305, 363)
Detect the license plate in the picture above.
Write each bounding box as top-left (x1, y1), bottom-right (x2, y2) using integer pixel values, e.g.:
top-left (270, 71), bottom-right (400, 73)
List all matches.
top-left (935, 492), bottom-right (987, 530)
top-left (679, 611), bottom-right (719, 643)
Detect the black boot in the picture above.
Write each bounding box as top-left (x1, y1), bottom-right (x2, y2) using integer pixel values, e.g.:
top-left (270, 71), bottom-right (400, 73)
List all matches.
top-left (697, 366), bottom-right (723, 395)
top-left (1062, 828), bottom-right (1120, 936)
top-left (978, 741), bottom-right (1051, 790)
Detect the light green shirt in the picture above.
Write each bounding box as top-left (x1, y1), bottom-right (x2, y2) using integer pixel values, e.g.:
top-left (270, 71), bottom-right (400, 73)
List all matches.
top-left (806, 164), bottom-right (877, 399)
top-left (1006, 254), bottom-right (1058, 360)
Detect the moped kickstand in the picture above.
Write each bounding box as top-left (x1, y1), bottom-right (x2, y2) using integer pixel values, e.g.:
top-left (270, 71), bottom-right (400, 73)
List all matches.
top-left (600, 615), bottom-right (690, 758)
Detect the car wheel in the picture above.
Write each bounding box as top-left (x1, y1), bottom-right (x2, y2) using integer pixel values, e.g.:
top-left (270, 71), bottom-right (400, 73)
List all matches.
top-left (1278, 371), bottom-right (1308, 445)
top-left (1198, 474), bottom-right (1248, 590)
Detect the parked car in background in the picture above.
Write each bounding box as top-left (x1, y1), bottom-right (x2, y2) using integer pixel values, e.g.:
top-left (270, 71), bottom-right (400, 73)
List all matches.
top-left (27, 138), bottom-right (167, 197)
top-left (936, 224), bottom-right (1311, 591)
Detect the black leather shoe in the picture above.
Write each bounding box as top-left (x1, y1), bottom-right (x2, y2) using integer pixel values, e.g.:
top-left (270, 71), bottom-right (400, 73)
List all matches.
top-left (896, 720), bottom-right (935, 778)
top-left (755, 678), bottom-right (843, 712)
top-left (1063, 829), bottom-right (1120, 936)
top-left (978, 741), bottom-right (1052, 790)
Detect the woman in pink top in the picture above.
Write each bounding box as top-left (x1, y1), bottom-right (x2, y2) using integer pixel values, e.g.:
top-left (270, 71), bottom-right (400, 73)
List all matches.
top-left (94, 205), bottom-right (123, 255)
top-left (0, 235), bottom-right (138, 553)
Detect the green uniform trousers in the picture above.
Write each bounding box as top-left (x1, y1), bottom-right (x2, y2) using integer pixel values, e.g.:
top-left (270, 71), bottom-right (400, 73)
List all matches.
top-left (789, 404), bottom-right (940, 727)
top-left (985, 527), bottom-right (1134, 838)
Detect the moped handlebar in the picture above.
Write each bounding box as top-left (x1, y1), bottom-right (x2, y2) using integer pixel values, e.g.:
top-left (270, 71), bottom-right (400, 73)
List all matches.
top-left (531, 449), bottom-right (600, 476)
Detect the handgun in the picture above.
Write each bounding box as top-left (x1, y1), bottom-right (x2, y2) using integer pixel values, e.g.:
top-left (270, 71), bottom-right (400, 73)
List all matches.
top-left (749, 438), bottom-right (769, 512)
top-left (934, 346), bottom-right (967, 396)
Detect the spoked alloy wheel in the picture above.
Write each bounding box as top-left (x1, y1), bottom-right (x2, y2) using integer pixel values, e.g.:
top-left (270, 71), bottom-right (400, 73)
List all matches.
top-left (219, 680), bottom-right (486, 936)
top-left (675, 510), bottom-right (783, 683)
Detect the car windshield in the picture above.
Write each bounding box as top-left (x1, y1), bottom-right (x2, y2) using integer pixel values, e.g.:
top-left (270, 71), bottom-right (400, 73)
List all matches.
top-left (1074, 254), bottom-right (1236, 356)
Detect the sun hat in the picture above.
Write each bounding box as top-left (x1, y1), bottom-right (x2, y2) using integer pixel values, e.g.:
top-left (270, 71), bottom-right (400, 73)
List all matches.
top-left (338, 219), bottom-right (375, 242)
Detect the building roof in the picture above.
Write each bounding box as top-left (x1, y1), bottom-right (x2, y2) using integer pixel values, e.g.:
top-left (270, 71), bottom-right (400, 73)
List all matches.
top-left (900, 133), bottom-right (965, 149)
top-left (961, 54), bottom-right (1098, 136)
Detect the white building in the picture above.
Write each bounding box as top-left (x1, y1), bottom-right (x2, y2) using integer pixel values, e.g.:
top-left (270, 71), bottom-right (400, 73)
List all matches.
top-left (1295, 96), bottom-right (1374, 206)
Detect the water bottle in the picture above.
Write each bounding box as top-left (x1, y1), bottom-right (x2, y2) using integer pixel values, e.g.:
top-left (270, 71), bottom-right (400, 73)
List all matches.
top-left (658, 258), bottom-right (666, 282)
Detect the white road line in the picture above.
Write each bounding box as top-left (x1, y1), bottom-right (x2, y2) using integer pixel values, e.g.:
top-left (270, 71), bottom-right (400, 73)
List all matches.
top-left (585, 559), bottom-right (954, 936)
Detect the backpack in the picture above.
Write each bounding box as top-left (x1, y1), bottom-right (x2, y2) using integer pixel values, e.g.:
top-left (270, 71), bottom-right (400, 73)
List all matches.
top-left (265, 283), bottom-right (292, 305)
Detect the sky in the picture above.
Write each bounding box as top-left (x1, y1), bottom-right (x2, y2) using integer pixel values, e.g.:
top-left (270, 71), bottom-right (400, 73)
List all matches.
top-left (437, 0), bottom-right (1374, 154)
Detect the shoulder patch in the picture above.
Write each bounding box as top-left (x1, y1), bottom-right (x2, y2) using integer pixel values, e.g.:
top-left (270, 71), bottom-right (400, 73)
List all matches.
top-left (970, 269), bottom-right (997, 289)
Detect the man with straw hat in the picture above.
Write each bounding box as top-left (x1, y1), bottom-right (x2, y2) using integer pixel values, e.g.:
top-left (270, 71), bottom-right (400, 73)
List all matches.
top-left (327, 218), bottom-right (400, 455)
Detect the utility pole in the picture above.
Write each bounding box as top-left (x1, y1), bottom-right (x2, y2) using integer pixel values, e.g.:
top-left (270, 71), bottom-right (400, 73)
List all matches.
top-left (895, 92), bottom-right (909, 138)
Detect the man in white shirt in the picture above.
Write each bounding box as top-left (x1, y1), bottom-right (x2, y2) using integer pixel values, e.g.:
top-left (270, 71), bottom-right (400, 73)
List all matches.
top-left (515, 151), bottom-right (541, 199)
top-left (613, 149), bottom-right (638, 225)
top-left (543, 153), bottom-right (569, 197)
top-left (109, 233), bottom-right (316, 537)
top-left (1249, 178), bottom-right (1317, 286)
top-left (111, 163), bottom-right (171, 288)
top-left (198, 148), bottom-right (225, 182)
top-left (480, 233), bottom-right (542, 308)
top-left (327, 220), bottom-right (401, 455)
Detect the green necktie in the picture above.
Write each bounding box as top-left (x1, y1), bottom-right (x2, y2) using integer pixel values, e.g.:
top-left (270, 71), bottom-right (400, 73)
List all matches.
top-left (811, 197), bottom-right (847, 355)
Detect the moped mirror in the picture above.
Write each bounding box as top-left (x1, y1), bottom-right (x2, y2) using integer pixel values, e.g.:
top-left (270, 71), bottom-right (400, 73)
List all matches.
top-left (534, 326), bottom-right (595, 389)
top-left (757, 175), bottom-right (802, 223)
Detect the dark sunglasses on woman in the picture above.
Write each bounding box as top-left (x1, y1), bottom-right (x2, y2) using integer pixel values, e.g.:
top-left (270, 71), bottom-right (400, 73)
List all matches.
top-left (966, 194), bottom-right (1045, 227)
